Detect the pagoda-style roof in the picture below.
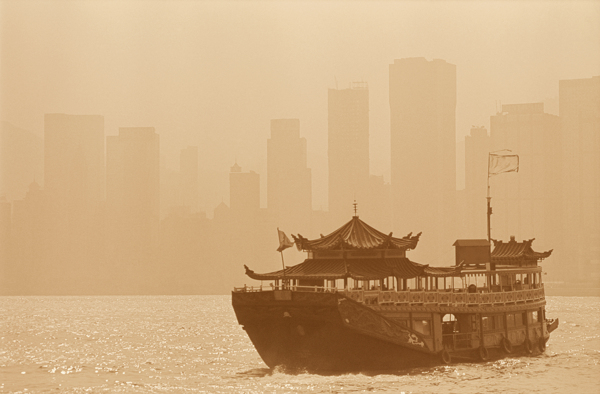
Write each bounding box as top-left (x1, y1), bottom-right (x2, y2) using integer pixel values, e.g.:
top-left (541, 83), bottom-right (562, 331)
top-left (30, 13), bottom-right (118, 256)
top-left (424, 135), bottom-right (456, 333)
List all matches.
top-left (244, 257), bottom-right (459, 281)
top-left (292, 216), bottom-right (421, 251)
top-left (491, 238), bottom-right (553, 264)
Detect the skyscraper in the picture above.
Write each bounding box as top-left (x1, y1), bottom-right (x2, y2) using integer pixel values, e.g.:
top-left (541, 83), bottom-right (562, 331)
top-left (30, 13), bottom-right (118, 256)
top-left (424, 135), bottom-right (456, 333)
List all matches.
top-left (43, 114), bottom-right (104, 258)
top-left (1, 121), bottom-right (44, 202)
top-left (559, 76), bottom-right (600, 284)
top-left (180, 146), bottom-right (199, 213)
top-left (389, 58), bottom-right (457, 262)
top-left (463, 126), bottom-right (491, 238)
top-left (489, 103), bottom-right (560, 253)
top-left (229, 162), bottom-right (260, 216)
top-left (267, 119), bottom-right (312, 233)
top-left (106, 127), bottom-right (160, 260)
top-left (328, 83), bottom-right (369, 223)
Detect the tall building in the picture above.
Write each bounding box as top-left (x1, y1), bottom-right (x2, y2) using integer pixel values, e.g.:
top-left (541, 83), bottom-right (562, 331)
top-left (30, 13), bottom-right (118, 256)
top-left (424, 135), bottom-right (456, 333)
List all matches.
top-left (1, 121), bottom-right (44, 202)
top-left (229, 162), bottom-right (260, 216)
top-left (389, 58), bottom-right (457, 263)
top-left (0, 196), bottom-right (11, 292)
top-left (267, 119), bottom-right (312, 233)
top-left (106, 127), bottom-right (160, 260)
top-left (489, 103), bottom-right (560, 255)
top-left (328, 83), bottom-right (369, 223)
top-left (463, 126), bottom-right (491, 238)
top-left (180, 146), bottom-right (199, 213)
top-left (559, 76), bottom-right (600, 284)
top-left (366, 175), bottom-right (392, 231)
top-left (44, 114), bottom-right (104, 251)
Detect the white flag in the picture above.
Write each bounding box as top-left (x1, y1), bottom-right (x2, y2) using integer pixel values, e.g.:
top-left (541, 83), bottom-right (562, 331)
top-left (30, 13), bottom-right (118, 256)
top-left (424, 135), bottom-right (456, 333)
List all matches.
top-left (276, 228), bottom-right (294, 252)
top-left (489, 153), bottom-right (519, 176)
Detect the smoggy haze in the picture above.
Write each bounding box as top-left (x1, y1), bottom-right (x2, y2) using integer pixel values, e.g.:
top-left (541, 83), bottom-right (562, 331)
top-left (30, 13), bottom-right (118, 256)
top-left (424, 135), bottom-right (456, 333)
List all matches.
top-left (1, 1), bottom-right (599, 295)
top-left (2, 1), bottom-right (599, 208)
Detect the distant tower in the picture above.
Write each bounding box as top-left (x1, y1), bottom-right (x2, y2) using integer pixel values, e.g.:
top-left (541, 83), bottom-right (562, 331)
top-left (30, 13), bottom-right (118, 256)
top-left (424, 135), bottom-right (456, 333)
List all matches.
top-left (464, 126), bottom-right (490, 238)
top-left (106, 127), bottom-right (160, 259)
top-left (558, 76), bottom-right (600, 284)
top-left (489, 103), bottom-right (560, 250)
top-left (0, 196), bottom-right (10, 277)
top-left (389, 58), bottom-right (457, 261)
top-left (267, 119), bottom-right (312, 233)
top-left (229, 162), bottom-right (259, 215)
top-left (43, 113), bottom-right (104, 253)
top-left (328, 82), bottom-right (369, 223)
top-left (180, 146), bottom-right (199, 213)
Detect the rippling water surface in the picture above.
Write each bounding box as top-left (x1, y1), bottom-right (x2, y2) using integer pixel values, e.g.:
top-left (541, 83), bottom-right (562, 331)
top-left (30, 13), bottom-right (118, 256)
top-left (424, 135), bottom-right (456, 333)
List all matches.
top-left (1, 296), bottom-right (598, 393)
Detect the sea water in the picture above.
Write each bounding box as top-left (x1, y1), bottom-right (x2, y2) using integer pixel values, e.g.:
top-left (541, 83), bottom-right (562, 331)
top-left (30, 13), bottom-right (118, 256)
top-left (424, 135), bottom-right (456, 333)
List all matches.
top-left (1, 295), bottom-right (599, 393)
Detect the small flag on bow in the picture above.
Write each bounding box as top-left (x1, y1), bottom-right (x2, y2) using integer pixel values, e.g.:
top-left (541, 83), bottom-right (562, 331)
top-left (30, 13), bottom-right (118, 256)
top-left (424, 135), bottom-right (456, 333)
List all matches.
top-left (277, 228), bottom-right (294, 252)
top-left (489, 152), bottom-right (519, 176)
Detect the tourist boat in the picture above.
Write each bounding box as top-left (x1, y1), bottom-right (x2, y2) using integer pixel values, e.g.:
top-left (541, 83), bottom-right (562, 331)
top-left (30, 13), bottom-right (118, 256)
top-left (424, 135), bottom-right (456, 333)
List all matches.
top-left (231, 214), bottom-right (559, 371)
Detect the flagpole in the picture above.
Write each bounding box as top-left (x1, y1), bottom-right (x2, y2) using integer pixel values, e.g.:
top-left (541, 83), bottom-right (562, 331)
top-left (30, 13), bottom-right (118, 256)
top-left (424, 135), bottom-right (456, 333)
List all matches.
top-left (280, 251), bottom-right (287, 290)
top-left (487, 149), bottom-right (518, 243)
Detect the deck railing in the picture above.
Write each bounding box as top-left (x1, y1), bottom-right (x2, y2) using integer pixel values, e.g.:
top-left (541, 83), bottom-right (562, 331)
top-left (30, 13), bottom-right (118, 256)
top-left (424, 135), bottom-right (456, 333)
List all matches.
top-left (342, 286), bottom-right (545, 306)
top-left (233, 284), bottom-right (546, 306)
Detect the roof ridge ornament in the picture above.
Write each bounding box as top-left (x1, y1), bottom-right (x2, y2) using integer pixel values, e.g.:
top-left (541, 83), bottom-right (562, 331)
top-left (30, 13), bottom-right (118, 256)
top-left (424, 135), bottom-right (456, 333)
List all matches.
top-left (353, 200), bottom-right (358, 217)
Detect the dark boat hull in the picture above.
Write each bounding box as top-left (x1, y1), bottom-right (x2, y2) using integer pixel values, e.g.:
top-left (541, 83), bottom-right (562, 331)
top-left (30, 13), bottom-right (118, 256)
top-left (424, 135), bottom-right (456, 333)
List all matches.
top-left (232, 290), bottom-right (438, 371)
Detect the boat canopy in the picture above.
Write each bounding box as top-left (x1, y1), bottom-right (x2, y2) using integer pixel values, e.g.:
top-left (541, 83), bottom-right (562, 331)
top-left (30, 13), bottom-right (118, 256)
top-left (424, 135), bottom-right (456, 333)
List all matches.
top-left (292, 216), bottom-right (421, 251)
top-left (244, 257), bottom-right (460, 281)
top-left (491, 237), bottom-right (553, 265)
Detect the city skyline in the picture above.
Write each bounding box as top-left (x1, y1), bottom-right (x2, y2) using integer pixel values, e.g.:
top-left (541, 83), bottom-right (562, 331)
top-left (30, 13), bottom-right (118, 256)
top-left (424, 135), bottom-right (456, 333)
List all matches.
top-left (2, 1), bottom-right (598, 211)
top-left (1, 71), bottom-right (598, 294)
top-left (1, 1), bottom-right (599, 295)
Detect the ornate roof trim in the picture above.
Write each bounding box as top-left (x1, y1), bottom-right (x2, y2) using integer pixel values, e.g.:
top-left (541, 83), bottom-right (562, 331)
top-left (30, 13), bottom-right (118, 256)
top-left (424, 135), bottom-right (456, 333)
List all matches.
top-left (244, 258), bottom-right (428, 281)
top-left (491, 238), bottom-right (553, 263)
top-left (291, 216), bottom-right (421, 251)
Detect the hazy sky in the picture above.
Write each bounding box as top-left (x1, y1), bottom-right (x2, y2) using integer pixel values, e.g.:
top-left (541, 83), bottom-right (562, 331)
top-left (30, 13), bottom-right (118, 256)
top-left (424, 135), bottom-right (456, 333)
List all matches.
top-left (2, 0), bottom-right (599, 210)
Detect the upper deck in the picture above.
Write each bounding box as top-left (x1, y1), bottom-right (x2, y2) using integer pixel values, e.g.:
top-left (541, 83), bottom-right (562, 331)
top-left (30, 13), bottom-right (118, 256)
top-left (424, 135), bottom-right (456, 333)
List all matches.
top-left (234, 264), bottom-right (546, 313)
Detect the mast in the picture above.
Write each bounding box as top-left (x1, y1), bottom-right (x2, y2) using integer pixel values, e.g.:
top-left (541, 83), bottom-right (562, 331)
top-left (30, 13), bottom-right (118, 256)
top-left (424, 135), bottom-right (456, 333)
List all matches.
top-left (487, 149), bottom-right (519, 242)
top-left (280, 250), bottom-right (287, 289)
top-left (487, 155), bottom-right (492, 242)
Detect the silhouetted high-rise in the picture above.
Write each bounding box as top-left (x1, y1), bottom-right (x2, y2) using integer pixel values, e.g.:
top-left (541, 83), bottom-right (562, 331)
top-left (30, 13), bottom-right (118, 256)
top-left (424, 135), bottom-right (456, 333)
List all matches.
top-left (389, 58), bottom-right (457, 263)
top-left (107, 127), bottom-right (160, 261)
top-left (1, 121), bottom-right (44, 202)
top-left (559, 76), bottom-right (600, 284)
top-left (229, 162), bottom-right (260, 216)
top-left (44, 114), bottom-right (105, 260)
top-left (328, 83), bottom-right (369, 223)
top-left (267, 119), bottom-right (312, 233)
top-left (463, 126), bottom-right (491, 238)
top-left (180, 146), bottom-right (199, 213)
top-left (0, 197), bottom-right (10, 287)
top-left (489, 103), bottom-right (560, 252)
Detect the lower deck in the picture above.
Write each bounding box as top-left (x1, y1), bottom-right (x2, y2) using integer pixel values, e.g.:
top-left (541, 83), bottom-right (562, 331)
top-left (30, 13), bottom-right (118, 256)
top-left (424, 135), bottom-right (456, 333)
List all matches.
top-left (377, 307), bottom-right (548, 357)
top-left (232, 287), bottom-right (553, 367)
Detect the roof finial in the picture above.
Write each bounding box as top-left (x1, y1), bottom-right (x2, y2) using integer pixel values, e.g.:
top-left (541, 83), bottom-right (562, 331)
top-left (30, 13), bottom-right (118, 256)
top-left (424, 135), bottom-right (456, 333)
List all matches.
top-left (353, 200), bottom-right (358, 217)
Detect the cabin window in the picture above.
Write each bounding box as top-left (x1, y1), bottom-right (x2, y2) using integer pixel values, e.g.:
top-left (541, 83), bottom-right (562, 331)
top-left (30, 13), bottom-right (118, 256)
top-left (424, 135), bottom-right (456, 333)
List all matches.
top-left (482, 316), bottom-right (490, 331)
top-left (494, 315), bottom-right (504, 330)
top-left (507, 313), bottom-right (515, 328)
top-left (515, 313), bottom-right (524, 326)
top-left (483, 315), bottom-right (504, 330)
top-left (529, 311), bottom-right (538, 324)
top-left (413, 320), bottom-right (431, 336)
